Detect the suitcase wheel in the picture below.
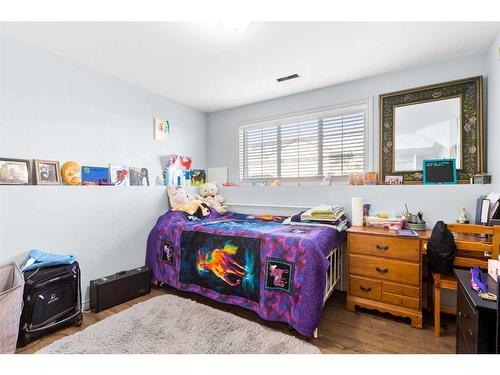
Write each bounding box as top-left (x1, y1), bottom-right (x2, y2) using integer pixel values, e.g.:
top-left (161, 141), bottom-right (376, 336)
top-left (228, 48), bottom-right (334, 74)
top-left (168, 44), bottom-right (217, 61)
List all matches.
top-left (74, 314), bottom-right (83, 327)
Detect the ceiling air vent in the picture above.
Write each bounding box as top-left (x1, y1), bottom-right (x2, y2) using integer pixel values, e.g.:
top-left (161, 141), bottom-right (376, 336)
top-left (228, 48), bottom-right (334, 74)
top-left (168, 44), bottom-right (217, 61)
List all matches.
top-left (276, 73), bottom-right (299, 83)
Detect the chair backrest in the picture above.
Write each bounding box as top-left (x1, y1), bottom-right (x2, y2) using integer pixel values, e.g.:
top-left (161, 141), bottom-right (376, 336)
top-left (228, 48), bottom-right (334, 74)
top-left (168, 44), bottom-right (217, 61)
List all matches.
top-left (446, 224), bottom-right (500, 268)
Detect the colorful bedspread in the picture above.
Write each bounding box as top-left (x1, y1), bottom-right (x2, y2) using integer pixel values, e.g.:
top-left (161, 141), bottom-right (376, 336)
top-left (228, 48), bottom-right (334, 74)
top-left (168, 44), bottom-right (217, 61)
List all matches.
top-left (145, 210), bottom-right (346, 336)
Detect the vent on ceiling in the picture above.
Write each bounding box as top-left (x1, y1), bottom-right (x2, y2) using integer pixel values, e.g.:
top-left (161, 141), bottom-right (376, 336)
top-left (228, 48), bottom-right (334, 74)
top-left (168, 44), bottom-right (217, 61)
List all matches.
top-left (276, 73), bottom-right (299, 83)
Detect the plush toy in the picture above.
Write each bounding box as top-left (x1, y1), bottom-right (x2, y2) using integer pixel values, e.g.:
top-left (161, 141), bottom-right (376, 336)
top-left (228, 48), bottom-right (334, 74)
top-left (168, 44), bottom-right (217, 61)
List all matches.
top-left (61, 161), bottom-right (81, 185)
top-left (167, 186), bottom-right (210, 218)
top-left (195, 182), bottom-right (228, 215)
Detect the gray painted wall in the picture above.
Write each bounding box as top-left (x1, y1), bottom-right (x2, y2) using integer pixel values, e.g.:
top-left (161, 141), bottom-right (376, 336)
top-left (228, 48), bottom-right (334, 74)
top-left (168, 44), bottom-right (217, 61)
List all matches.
top-left (0, 35), bottom-right (207, 304)
top-left (488, 32), bottom-right (500, 186)
top-left (208, 53), bottom-right (494, 224)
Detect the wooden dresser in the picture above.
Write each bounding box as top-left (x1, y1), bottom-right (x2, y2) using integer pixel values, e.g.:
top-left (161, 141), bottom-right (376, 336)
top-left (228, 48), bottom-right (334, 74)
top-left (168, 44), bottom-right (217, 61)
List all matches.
top-left (346, 226), bottom-right (423, 328)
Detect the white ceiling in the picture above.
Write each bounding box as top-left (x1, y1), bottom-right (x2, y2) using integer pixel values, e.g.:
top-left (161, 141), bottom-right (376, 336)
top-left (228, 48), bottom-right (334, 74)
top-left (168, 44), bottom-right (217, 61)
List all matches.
top-left (1, 22), bottom-right (499, 113)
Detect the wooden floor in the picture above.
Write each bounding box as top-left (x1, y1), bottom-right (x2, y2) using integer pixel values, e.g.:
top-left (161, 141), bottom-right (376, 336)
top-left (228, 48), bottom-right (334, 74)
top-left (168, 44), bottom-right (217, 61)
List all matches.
top-left (16, 286), bottom-right (456, 354)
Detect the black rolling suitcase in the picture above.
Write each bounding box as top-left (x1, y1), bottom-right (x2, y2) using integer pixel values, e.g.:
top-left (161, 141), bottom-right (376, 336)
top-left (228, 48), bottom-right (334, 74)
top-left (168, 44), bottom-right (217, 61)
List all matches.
top-left (17, 262), bottom-right (83, 347)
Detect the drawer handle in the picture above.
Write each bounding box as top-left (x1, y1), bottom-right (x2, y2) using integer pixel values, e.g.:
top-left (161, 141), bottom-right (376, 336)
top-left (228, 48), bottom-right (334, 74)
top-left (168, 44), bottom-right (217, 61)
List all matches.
top-left (468, 328), bottom-right (473, 337)
top-left (459, 311), bottom-right (468, 319)
top-left (359, 286), bottom-right (372, 293)
top-left (376, 267), bottom-right (389, 274)
top-left (376, 244), bottom-right (389, 252)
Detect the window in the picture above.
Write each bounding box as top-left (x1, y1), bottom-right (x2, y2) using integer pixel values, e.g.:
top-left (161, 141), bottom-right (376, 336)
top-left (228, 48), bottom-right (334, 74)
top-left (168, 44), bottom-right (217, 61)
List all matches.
top-left (239, 101), bottom-right (370, 181)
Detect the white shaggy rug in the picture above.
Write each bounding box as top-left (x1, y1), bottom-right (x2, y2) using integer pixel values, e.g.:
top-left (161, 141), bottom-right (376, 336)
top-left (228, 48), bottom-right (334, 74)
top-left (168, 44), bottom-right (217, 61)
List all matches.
top-left (37, 294), bottom-right (320, 354)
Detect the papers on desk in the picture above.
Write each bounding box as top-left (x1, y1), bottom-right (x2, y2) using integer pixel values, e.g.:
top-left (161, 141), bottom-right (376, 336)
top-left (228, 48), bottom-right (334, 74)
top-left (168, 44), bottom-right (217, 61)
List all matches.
top-left (485, 192), bottom-right (500, 221)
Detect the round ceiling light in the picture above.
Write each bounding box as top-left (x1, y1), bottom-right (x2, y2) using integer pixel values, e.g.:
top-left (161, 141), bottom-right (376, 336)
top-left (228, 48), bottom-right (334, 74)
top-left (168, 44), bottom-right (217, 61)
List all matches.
top-left (218, 21), bottom-right (253, 33)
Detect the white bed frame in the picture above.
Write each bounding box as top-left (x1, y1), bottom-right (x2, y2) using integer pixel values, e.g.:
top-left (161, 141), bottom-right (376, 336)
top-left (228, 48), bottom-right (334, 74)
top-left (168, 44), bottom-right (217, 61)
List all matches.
top-left (313, 242), bottom-right (345, 338)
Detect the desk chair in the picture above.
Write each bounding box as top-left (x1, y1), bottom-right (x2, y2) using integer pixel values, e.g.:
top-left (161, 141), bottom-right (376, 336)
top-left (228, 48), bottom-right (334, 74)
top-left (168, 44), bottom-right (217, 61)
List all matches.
top-left (431, 224), bottom-right (500, 337)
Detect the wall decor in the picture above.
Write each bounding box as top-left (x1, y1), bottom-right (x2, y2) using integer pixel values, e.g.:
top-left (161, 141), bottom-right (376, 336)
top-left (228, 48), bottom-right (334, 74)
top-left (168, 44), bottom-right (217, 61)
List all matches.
top-left (82, 166), bottom-right (110, 185)
top-left (164, 155), bottom-right (192, 186)
top-left (380, 76), bottom-right (484, 184)
top-left (154, 117), bottom-right (170, 141)
top-left (61, 161), bottom-right (81, 185)
top-left (190, 169), bottom-right (206, 187)
top-left (0, 158), bottom-right (31, 185)
top-left (34, 159), bottom-right (61, 185)
top-left (422, 159), bottom-right (457, 185)
top-left (109, 164), bottom-right (130, 186)
top-left (130, 167), bottom-right (150, 186)
top-left (384, 175), bottom-right (403, 185)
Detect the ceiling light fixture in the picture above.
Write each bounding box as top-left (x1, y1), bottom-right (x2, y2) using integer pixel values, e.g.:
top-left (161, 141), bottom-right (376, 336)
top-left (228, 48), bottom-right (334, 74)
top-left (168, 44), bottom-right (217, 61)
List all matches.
top-left (218, 21), bottom-right (253, 33)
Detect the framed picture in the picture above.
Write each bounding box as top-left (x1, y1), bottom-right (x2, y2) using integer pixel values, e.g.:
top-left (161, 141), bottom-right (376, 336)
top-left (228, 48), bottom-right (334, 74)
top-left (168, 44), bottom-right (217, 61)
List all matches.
top-left (384, 175), bottom-right (403, 185)
top-left (34, 160), bottom-right (61, 185)
top-left (154, 117), bottom-right (170, 141)
top-left (82, 166), bottom-right (110, 185)
top-left (0, 158), bottom-right (31, 185)
top-left (190, 169), bottom-right (206, 187)
top-left (109, 164), bottom-right (130, 186)
top-left (129, 167), bottom-right (150, 186)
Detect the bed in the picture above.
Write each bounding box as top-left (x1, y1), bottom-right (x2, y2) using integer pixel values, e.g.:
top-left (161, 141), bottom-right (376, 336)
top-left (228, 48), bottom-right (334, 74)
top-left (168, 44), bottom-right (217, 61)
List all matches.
top-left (145, 209), bottom-right (346, 337)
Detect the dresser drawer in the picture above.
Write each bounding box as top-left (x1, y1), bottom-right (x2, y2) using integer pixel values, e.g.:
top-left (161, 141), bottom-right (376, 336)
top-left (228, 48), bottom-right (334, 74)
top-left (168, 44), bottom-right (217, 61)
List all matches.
top-left (382, 291), bottom-right (420, 310)
top-left (457, 285), bottom-right (478, 352)
top-left (349, 254), bottom-right (420, 286)
top-left (349, 275), bottom-right (382, 301)
top-left (349, 233), bottom-right (419, 262)
top-left (383, 281), bottom-right (420, 298)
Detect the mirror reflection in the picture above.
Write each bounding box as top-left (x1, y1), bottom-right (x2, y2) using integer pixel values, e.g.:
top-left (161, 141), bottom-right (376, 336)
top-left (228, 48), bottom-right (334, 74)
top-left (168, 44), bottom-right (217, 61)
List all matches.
top-left (394, 97), bottom-right (461, 171)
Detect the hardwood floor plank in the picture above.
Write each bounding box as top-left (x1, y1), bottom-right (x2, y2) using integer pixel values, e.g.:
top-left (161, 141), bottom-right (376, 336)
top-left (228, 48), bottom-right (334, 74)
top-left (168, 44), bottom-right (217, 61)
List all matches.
top-left (16, 287), bottom-right (455, 354)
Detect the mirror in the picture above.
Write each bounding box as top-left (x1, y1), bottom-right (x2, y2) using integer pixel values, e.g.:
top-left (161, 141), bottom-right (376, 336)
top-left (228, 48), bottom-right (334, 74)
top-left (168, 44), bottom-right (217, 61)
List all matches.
top-left (394, 97), bottom-right (461, 171)
top-left (380, 76), bottom-right (484, 184)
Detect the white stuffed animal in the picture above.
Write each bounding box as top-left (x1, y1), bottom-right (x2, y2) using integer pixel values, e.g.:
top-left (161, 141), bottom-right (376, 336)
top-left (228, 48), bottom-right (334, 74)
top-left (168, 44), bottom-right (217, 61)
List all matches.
top-left (195, 181), bottom-right (228, 215)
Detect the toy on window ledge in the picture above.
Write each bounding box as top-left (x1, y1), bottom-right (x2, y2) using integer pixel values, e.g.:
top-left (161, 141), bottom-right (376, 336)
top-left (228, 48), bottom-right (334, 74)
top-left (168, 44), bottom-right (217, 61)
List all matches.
top-left (457, 208), bottom-right (470, 224)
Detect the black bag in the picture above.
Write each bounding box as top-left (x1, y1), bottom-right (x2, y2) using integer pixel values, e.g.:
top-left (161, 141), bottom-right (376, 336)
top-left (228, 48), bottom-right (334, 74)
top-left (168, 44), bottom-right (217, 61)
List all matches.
top-left (17, 262), bottom-right (83, 347)
top-left (427, 221), bottom-right (456, 274)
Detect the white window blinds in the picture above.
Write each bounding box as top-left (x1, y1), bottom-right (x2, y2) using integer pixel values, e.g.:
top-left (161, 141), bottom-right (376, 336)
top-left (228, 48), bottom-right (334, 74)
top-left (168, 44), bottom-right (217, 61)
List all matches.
top-left (239, 102), bottom-right (368, 181)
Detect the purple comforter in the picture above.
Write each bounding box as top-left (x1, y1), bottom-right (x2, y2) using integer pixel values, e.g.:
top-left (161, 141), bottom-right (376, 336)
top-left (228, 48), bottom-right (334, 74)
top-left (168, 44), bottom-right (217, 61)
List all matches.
top-left (145, 210), bottom-right (346, 336)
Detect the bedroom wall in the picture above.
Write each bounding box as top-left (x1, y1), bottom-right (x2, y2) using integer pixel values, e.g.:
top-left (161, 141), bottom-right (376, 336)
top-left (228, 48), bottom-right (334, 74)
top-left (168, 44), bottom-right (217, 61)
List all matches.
top-left (0, 35), bottom-right (207, 306)
top-left (487, 32), bottom-right (500, 189)
top-left (208, 53), bottom-right (494, 225)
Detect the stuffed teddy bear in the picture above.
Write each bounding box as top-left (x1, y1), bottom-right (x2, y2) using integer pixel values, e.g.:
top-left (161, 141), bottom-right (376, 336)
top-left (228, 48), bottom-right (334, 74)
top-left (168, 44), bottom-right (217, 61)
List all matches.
top-left (167, 186), bottom-right (210, 218)
top-left (195, 182), bottom-right (228, 215)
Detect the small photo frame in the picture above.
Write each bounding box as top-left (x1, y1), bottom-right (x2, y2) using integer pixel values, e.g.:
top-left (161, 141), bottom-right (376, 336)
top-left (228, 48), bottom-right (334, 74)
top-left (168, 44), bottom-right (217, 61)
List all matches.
top-left (130, 167), bottom-right (150, 186)
top-left (0, 158), bottom-right (31, 185)
top-left (384, 175), bottom-right (403, 185)
top-left (34, 160), bottom-right (61, 185)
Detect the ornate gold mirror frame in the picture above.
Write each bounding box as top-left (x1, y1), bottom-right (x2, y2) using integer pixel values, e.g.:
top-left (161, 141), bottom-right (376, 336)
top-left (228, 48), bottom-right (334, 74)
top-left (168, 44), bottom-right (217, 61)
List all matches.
top-left (379, 76), bottom-right (484, 184)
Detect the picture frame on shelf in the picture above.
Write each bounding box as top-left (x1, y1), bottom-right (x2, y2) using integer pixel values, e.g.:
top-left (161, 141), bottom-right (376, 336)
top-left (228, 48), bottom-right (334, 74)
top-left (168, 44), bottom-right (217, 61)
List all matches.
top-left (130, 167), bottom-right (150, 186)
top-left (384, 175), bottom-right (403, 185)
top-left (0, 158), bottom-right (31, 185)
top-left (34, 159), bottom-right (61, 185)
top-left (109, 164), bottom-right (130, 186)
top-left (82, 166), bottom-right (110, 185)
